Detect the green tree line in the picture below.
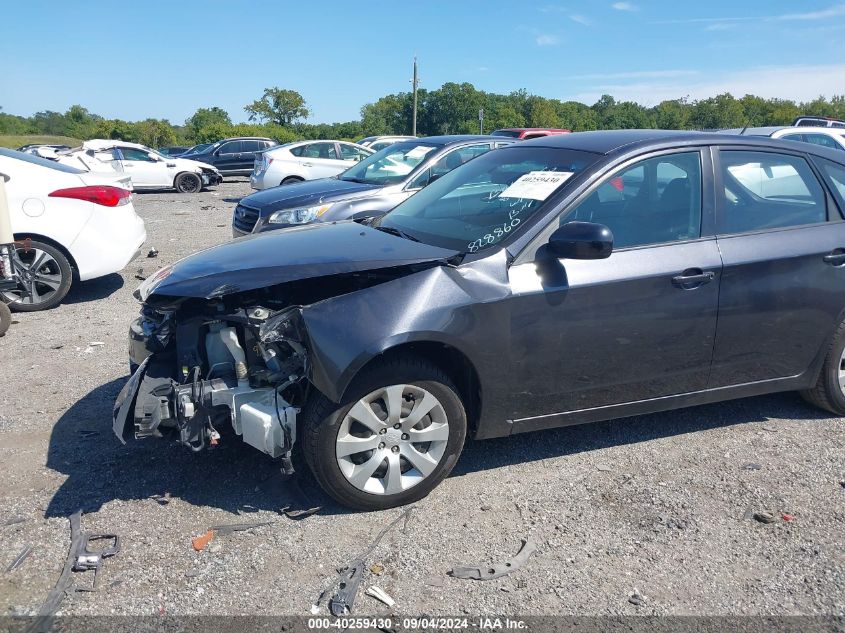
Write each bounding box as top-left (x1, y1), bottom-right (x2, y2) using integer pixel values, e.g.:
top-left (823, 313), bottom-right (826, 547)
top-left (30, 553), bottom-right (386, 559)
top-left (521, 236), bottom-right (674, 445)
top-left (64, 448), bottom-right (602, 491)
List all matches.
top-left (2, 85), bottom-right (844, 148)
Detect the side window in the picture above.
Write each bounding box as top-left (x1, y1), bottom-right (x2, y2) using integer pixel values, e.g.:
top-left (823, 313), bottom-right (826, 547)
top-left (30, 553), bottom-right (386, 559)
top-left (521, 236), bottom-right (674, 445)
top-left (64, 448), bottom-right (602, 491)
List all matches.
top-left (301, 142), bottom-right (338, 159)
top-left (120, 148), bottom-right (154, 162)
top-left (289, 145), bottom-right (305, 157)
top-left (564, 151), bottom-right (702, 249)
top-left (339, 144), bottom-right (369, 161)
top-left (805, 134), bottom-right (841, 150)
top-left (241, 140), bottom-right (261, 153)
top-left (718, 150), bottom-right (827, 234)
top-left (782, 134), bottom-right (805, 143)
top-left (219, 141), bottom-right (242, 154)
top-left (814, 157), bottom-right (845, 218)
top-left (426, 144), bottom-right (492, 181)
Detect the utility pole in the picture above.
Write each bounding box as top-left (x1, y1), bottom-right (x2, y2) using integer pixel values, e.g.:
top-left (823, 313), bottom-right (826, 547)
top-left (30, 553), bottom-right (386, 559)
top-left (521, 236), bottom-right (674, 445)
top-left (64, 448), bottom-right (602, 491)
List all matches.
top-left (411, 57), bottom-right (419, 137)
top-left (479, 108), bottom-right (485, 135)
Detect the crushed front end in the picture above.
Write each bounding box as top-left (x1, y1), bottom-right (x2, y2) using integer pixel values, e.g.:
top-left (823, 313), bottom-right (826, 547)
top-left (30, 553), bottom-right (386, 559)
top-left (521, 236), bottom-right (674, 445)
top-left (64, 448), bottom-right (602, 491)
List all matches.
top-left (114, 298), bottom-right (308, 473)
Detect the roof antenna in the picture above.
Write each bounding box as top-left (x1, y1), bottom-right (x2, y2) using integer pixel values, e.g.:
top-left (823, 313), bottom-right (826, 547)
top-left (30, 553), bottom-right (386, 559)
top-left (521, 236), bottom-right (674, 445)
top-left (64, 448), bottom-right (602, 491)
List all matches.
top-left (739, 120), bottom-right (750, 135)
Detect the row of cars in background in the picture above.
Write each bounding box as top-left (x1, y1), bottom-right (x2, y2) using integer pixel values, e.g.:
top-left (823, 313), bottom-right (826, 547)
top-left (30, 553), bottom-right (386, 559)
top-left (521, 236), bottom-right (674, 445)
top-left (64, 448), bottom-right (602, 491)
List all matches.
top-left (4, 118), bottom-right (844, 316)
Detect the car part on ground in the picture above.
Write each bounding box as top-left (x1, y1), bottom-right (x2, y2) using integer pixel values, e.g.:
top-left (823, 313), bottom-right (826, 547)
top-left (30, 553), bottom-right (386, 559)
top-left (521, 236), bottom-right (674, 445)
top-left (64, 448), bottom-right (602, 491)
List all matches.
top-left (314, 507), bottom-right (413, 615)
top-left (117, 130), bottom-right (845, 510)
top-left (250, 140), bottom-right (374, 191)
top-left (449, 538), bottom-right (537, 580)
top-left (0, 300), bottom-right (10, 335)
top-left (234, 135), bottom-right (514, 236)
top-left (5, 544), bottom-right (34, 572)
top-left (27, 511), bottom-right (120, 633)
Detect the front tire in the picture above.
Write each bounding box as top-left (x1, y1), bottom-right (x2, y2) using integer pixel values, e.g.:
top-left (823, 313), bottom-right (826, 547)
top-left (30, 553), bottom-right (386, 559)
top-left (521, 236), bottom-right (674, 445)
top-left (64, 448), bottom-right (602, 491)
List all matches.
top-left (174, 172), bottom-right (202, 193)
top-left (0, 302), bottom-right (10, 335)
top-left (801, 319), bottom-right (845, 415)
top-left (1, 239), bottom-right (73, 311)
top-left (301, 357), bottom-right (467, 511)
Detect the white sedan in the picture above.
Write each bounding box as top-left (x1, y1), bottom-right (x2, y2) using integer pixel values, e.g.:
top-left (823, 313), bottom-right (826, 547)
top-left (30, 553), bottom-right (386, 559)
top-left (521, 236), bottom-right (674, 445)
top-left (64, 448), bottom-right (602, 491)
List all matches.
top-left (250, 140), bottom-right (374, 190)
top-left (0, 148), bottom-right (146, 311)
top-left (58, 140), bottom-right (223, 193)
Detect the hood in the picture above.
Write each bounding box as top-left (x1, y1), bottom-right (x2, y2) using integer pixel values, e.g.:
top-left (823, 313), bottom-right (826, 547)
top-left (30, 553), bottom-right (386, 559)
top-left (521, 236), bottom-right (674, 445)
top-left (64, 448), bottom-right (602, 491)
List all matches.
top-left (145, 220), bottom-right (459, 301)
top-left (175, 158), bottom-right (218, 172)
top-left (241, 178), bottom-right (382, 212)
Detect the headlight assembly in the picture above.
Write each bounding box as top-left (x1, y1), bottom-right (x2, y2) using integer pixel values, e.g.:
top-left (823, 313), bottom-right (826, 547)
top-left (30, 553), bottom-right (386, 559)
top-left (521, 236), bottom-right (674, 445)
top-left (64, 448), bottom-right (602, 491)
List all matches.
top-left (268, 203), bottom-right (333, 225)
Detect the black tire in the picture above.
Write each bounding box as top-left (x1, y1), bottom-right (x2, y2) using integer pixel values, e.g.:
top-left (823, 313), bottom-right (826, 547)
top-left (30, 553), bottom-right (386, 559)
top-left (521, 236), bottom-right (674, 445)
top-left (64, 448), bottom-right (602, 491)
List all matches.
top-left (2, 239), bottom-right (73, 312)
top-left (174, 172), bottom-right (202, 193)
top-left (301, 357), bottom-right (467, 511)
top-left (801, 319), bottom-right (845, 415)
top-left (0, 302), bottom-right (10, 336)
top-left (280, 176), bottom-right (304, 186)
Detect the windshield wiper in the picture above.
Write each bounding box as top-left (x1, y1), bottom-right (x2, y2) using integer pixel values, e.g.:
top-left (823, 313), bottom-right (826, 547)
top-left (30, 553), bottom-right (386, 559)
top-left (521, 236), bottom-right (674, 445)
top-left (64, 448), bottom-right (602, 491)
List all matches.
top-left (339, 176), bottom-right (368, 183)
top-left (374, 225), bottom-right (420, 242)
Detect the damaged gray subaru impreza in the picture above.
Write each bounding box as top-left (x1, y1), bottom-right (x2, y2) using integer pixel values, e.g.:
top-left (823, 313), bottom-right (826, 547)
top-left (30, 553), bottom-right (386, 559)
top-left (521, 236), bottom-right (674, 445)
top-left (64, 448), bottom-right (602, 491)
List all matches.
top-left (115, 130), bottom-right (845, 510)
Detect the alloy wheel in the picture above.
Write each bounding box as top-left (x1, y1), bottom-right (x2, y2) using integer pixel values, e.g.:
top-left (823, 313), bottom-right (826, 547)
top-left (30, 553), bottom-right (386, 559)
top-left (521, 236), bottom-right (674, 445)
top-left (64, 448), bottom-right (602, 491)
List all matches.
top-left (1, 247), bottom-right (64, 307)
top-left (838, 347), bottom-right (845, 395)
top-left (335, 384), bottom-right (450, 495)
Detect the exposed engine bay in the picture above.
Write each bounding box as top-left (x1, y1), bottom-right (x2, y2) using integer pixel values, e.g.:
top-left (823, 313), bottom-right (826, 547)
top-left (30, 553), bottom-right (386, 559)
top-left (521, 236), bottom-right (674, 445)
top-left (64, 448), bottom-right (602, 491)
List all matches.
top-left (113, 265), bottom-right (439, 471)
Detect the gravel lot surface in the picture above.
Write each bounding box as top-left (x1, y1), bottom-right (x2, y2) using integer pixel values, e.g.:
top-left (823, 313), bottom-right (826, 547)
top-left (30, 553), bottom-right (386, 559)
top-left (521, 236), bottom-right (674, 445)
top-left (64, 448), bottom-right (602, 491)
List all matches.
top-left (0, 179), bottom-right (844, 618)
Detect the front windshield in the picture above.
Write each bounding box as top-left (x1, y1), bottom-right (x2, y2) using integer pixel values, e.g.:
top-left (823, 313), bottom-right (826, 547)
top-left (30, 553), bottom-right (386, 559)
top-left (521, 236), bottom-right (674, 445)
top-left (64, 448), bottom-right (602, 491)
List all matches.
top-left (339, 141), bottom-right (440, 186)
top-left (377, 147), bottom-right (598, 253)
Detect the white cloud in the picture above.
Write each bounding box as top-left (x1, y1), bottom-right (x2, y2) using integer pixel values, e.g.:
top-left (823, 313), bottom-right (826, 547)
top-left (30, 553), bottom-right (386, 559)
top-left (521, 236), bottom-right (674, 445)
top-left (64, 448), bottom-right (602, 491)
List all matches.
top-left (777, 4), bottom-right (845, 20)
top-left (569, 14), bottom-right (592, 25)
top-left (569, 63), bottom-right (845, 106)
top-left (655, 3), bottom-right (845, 24)
top-left (611, 2), bottom-right (638, 11)
top-left (536, 34), bottom-right (559, 46)
top-left (704, 22), bottom-right (739, 31)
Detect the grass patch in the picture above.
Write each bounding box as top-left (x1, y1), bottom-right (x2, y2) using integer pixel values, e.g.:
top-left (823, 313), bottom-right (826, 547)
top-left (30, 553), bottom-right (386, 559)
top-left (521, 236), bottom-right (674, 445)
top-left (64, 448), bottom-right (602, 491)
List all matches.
top-left (0, 135), bottom-right (82, 150)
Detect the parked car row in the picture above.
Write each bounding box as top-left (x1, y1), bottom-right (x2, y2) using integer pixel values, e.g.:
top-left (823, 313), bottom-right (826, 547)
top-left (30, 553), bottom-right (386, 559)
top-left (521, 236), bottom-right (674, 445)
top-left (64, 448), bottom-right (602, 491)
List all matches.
top-left (235, 135), bottom-right (514, 235)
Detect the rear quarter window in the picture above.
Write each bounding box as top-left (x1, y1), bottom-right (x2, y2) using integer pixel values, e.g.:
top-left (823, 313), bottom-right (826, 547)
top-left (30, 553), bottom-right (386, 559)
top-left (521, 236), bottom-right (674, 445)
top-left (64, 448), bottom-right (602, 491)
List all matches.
top-left (813, 157), bottom-right (845, 219)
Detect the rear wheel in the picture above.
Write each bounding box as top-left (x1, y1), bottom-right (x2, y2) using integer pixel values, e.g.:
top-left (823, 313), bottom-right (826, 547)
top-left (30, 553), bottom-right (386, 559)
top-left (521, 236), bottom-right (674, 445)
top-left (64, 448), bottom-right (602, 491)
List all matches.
top-left (280, 176), bottom-right (304, 186)
top-left (0, 302), bottom-right (10, 335)
top-left (174, 172), bottom-right (202, 193)
top-left (1, 240), bottom-right (73, 311)
top-left (801, 319), bottom-right (845, 415)
top-left (302, 357), bottom-right (467, 510)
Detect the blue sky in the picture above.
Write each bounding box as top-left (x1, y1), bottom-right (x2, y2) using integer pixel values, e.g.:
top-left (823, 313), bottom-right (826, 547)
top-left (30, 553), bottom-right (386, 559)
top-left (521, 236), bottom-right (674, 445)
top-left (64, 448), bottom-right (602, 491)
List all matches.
top-left (1, 1), bottom-right (844, 125)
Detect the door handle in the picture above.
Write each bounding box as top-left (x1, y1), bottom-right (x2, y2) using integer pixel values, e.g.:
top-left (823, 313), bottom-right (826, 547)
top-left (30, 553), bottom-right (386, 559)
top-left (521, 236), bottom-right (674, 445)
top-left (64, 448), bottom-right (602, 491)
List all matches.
top-left (672, 269), bottom-right (715, 289)
top-left (823, 250), bottom-right (845, 266)
top-left (302, 162), bottom-right (313, 167)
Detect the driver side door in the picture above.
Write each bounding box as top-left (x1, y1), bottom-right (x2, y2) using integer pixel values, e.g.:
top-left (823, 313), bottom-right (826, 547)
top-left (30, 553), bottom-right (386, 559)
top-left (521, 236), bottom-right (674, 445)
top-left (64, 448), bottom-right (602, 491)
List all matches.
top-left (118, 148), bottom-right (165, 187)
top-left (506, 149), bottom-right (723, 427)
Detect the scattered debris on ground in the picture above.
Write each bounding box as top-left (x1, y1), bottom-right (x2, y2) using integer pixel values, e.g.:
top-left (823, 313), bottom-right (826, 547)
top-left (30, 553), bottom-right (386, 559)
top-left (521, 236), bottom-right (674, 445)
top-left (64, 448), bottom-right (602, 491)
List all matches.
top-left (449, 537), bottom-right (537, 581)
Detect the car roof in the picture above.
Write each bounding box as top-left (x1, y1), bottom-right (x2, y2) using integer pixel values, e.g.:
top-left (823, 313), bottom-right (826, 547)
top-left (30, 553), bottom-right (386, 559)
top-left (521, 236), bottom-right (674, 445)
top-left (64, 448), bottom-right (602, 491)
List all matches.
top-left (413, 135), bottom-right (509, 146)
top-left (515, 128), bottom-right (845, 162)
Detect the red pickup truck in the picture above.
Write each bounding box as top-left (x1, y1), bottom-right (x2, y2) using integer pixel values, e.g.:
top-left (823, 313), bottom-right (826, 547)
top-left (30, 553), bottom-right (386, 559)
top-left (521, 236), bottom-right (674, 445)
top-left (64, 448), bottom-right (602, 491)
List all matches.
top-left (491, 127), bottom-right (571, 140)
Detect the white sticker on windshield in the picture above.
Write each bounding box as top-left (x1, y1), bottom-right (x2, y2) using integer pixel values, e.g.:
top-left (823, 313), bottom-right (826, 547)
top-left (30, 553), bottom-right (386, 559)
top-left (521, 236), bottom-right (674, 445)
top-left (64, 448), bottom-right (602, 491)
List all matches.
top-left (499, 171), bottom-right (574, 200)
top-left (405, 146), bottom-right (436, 159)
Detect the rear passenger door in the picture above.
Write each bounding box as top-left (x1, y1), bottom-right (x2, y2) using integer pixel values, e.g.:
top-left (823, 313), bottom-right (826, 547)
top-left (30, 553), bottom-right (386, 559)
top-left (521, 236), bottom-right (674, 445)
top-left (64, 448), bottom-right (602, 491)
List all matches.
top-left (708, 148), bottom-right (845, 387)
top-left (298, 142), bottom-right (347, 179)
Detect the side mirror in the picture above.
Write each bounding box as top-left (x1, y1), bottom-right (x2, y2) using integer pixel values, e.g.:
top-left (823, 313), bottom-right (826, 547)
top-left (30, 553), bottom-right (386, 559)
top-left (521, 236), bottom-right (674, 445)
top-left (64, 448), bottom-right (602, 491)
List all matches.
top-left (547, 221), bottom-right (613, 259)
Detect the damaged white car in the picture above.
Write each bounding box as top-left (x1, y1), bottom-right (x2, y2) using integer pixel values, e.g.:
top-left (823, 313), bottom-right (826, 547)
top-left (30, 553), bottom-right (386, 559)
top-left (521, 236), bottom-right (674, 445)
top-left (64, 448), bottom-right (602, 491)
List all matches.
top-left (58, 140), bottom-right (222, 193)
